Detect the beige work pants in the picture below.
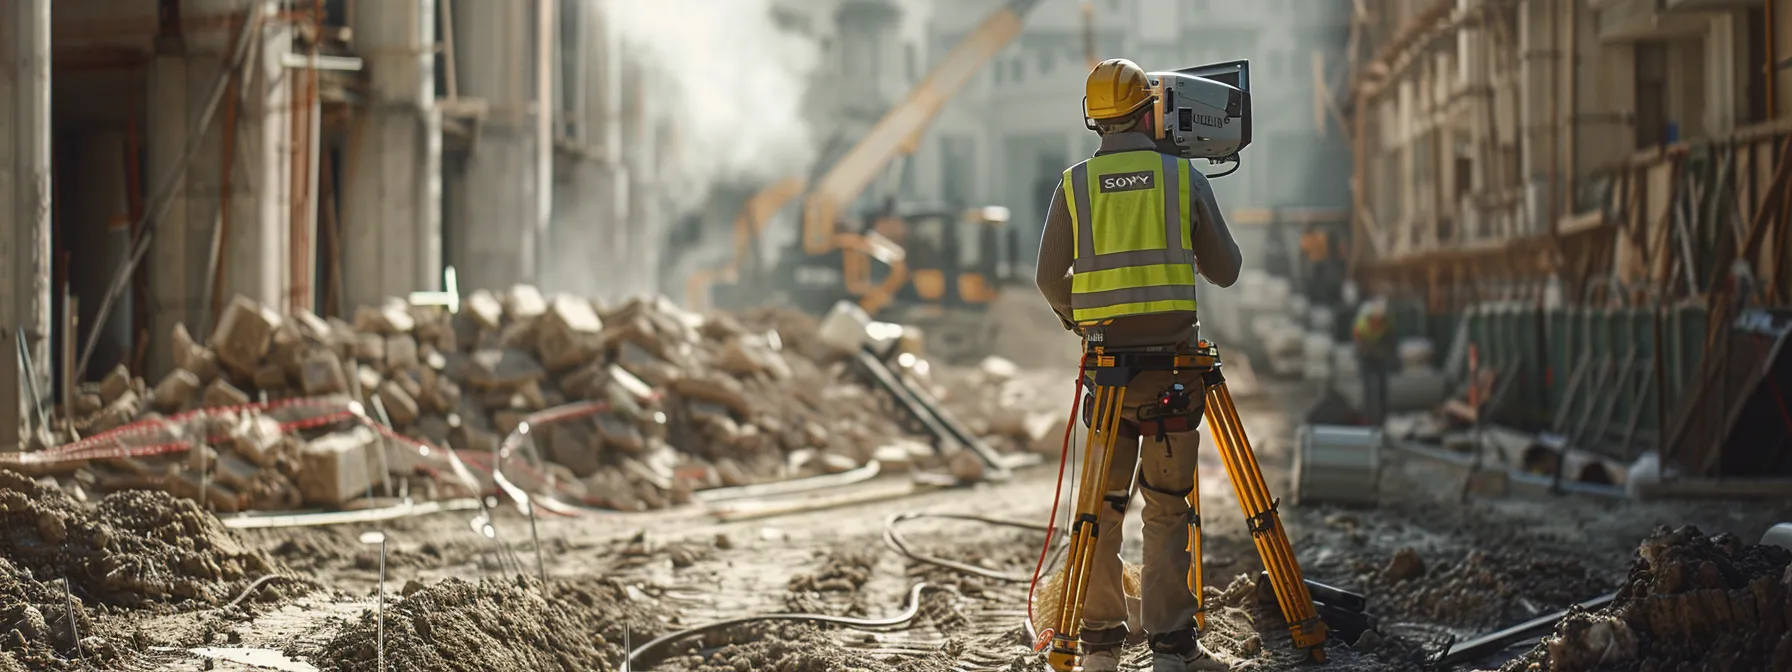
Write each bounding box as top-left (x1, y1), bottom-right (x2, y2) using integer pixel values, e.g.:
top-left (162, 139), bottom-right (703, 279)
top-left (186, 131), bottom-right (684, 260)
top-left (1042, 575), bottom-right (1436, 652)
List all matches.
top-left (1079, 369), bottom-right (1206, 648)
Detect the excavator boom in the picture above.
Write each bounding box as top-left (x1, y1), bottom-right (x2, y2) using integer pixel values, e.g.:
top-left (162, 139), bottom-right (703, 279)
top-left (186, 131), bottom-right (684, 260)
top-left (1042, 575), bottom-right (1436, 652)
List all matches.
top-left (801, 0), bottom-right (1043, 255)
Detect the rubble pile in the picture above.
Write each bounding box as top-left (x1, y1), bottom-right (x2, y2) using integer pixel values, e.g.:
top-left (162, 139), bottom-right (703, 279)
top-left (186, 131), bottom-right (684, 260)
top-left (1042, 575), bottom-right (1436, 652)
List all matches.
top-left (1500, 525), bottom-right (1792, 672)
top-left (321, 576), bottom-right (669, 672)
top-left (54, 289), bottom-right (972, 512)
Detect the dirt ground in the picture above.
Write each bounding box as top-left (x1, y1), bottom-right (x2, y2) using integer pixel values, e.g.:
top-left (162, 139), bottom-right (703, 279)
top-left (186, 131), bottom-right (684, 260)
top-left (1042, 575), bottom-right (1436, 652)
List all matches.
top-left (4, 367), bottom-right (1791, 672)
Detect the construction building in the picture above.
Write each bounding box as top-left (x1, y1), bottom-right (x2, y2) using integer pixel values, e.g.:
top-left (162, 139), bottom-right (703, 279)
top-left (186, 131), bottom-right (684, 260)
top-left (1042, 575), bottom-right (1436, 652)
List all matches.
top-left (0, 0), bottom-right (666, 451)
top-left (1348, 0), bottom-right (1792, 482)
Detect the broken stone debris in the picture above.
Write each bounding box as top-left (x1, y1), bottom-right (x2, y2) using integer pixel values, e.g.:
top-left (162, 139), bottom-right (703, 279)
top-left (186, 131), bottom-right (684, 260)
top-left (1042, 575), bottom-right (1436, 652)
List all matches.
top-left (50, 288), bottom-right (1004, 512)
top-left (1500, 525), bottom-right (1792, 672)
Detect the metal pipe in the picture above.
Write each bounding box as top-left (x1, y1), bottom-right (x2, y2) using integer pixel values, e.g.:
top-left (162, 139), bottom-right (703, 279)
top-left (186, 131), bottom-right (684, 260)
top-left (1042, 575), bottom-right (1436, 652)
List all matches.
top-left (536, 0), bottom-right (555, 286)
top-left (1565, 0), bottom-right (1577, 219)
top-left (1768, 0), bottom-right (1777, 120)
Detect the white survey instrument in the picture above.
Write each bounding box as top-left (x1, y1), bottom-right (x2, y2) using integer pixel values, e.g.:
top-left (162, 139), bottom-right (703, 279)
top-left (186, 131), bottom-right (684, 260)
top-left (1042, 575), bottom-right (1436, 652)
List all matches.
top-left (1150, 60), bottom-right (1253, 163)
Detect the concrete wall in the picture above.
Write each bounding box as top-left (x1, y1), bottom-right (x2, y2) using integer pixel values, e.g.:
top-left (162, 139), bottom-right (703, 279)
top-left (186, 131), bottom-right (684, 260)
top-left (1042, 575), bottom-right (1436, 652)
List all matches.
top-left (1, 0), bottom-right (54, 450)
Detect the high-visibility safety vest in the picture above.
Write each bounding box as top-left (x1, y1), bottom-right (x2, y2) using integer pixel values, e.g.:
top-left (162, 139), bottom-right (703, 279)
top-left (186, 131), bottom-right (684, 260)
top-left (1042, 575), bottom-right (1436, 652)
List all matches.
top-left (1064, 150), bottom-right (1198, 323)
top-left (1354, 311), bottom-right (1388, 344)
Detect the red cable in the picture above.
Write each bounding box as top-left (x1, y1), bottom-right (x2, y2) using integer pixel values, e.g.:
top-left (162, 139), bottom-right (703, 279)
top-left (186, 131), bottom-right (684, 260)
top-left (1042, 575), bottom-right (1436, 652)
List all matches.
top-left (1027, 353), bottom-right (1088, 647)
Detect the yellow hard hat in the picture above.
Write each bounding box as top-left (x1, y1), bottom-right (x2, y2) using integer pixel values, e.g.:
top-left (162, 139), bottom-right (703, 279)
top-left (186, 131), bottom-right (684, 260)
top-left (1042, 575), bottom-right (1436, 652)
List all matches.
top-left (1084, 58), bottom-right (1154, 121)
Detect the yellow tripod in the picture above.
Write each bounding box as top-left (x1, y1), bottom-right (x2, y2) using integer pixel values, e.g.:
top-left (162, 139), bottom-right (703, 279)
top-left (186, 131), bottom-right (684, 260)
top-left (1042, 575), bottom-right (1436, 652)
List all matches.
top-left (1044, 339), bottom-right (1328, 670)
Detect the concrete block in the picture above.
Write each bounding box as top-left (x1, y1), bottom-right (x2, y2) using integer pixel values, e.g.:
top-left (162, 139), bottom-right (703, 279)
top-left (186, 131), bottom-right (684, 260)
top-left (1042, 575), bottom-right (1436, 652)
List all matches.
top-left (298, 349), bottom-right (348, 396)
top-left (326, 317), bottom-right (357, 358)
top-left (212, 295), bottom-right (283, 375)
top-left (465, 289), bottom-right (504, 329)
top-left (354, 301), bottom-right (416, 334)
top-left (536, 295), bottom-right (604, 371)
top-left (151, 369), bottom-right (202, 413)
top-left (670, 372), bottom-right (754, 418)
top-left (559, 362), bottom-right (609, 399)
top-left (252, 364), bottom-right (288, 391)
top-left (74, 392), bottom-right (102, 416)
top-left (378, 380), bottom-right (420, 426)
top-left (297, 427), bottom-right (385, 506)
top-left (226, 415), bottom-right (284, 467)
top-left (714, 336), bottom-right (790, 380)
top-left (98, 365), bottom-right (132, 405)
top-left (505, 284), bottom-right (548, 321)
top-left (203, 379), bottom-right (250, 409)
top-left (615, 341), bottom-right (679, 387)
top-left (354, 332), bottom-right (385, 364)
top-left (385, 334), bottom-right (419, 372)
top-left (466, 348), bottom-right (546, 390)
top-left (394, 371), bottom-right (424, 405)
top-left (492, 410), bottom-right (527, 436)
top-left (546, 418), bottom-right (601, 477)
top-left (449, 424), bottom-right (500, 454)
top-left (595, 412), bottom-right (645, 455)
top-left (421, 376), bottom-right (461, 414)
top-left (347, 366), bottom-right (381, 402)
top-left (290, 308), bottom-right (333, 344)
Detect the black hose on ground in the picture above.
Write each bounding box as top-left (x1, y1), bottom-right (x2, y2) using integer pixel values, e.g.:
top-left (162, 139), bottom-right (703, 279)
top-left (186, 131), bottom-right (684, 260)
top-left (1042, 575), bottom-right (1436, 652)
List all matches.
top-left (882, 512), bottom-right (1062, 583)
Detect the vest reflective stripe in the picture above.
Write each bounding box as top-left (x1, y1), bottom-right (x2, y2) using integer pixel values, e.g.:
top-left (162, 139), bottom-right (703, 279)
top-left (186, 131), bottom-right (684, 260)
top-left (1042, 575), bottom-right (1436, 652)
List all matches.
top-left (1065, 150), bottom-right (1198, 322)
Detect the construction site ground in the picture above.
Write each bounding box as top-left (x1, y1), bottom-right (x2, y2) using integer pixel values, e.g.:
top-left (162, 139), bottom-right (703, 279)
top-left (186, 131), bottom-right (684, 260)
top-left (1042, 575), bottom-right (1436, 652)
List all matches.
top-left (24, 366), bottom-right (1792, 672)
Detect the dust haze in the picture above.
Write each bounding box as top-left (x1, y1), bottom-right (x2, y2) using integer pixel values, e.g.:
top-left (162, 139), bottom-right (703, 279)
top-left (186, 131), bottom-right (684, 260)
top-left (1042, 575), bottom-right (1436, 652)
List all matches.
top-left (543, 0), bottom-right (821, 302)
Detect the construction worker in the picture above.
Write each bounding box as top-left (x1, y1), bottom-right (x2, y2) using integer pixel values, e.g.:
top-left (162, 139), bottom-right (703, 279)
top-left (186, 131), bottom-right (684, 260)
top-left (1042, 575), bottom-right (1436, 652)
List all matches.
top-left (1352, 297), bottom-right (1393, 424)
top-left (1035, 58), bottom-right (1241, 672)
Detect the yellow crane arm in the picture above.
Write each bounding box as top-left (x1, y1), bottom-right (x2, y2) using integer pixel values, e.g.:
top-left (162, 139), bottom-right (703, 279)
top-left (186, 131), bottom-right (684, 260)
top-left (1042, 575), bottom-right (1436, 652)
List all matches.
top-left (800, 0), bottom-right (1042, 255)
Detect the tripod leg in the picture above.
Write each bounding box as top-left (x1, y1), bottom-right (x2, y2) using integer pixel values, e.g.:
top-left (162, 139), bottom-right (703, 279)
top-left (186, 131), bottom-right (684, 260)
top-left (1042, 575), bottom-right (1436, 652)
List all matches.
top-left (1186, 457), bottom-right (1205, 631)
top-left (1202, 381), bottom-right (1330, 662)
top-left (1048, 383), bottom-right (1128, 672)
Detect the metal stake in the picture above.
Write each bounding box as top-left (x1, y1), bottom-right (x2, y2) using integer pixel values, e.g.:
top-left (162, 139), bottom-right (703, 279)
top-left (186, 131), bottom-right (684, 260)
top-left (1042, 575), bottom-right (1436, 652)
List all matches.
top-left (61, 577), bottom-right (85, 664)
top-left (378, 534), bottom-right (387, 671)
top-left (371, 394), bottom-right (396, 498)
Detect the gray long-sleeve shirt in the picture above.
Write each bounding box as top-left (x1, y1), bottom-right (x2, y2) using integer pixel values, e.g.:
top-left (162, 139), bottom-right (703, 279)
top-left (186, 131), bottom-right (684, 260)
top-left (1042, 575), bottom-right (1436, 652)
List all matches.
top-left (1035, 132), bottom-right (1243, 347)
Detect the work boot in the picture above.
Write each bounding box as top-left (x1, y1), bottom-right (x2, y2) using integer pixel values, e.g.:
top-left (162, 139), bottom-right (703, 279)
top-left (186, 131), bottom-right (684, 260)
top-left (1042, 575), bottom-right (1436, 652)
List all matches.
top-left (1150, 630), bottom-right (1229, 671)
top-left (1077, 648), bottom-right (1121, 672)
top-left (1079, 624), bottom-right (1126, 672)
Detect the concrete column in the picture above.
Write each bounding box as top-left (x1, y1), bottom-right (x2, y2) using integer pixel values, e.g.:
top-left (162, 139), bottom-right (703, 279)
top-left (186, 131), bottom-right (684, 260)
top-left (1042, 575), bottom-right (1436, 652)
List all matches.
top-left (344, 0), bottom-right (442, 313)
top-left (544, 0), bottom-right (630, 299)
top-left (0, 0), bottom-right (53, 451)
top-left (448, 0), bottom-right (545, 291)
top-left (1703, 14), bottom-right (1740, 136)
top-left (146, 0), bottom-right (292, 375)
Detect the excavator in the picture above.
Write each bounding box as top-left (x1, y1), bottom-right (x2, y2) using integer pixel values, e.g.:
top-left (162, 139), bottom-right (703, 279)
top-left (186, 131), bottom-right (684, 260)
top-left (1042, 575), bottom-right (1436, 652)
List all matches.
top-left (684, 0), bottom-right (1043, 363)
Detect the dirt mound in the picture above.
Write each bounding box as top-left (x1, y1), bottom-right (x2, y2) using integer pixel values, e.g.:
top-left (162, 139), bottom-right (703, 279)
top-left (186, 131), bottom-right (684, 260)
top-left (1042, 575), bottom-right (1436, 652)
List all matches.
top-left (0, 470), bottom-right (277, 608)
top-left (1500, 525), bottom-right (1792, 672)
top-left (1362, 547), bottom-right (1613, 630)
top-left (321, 576), bottom-right (670, 672)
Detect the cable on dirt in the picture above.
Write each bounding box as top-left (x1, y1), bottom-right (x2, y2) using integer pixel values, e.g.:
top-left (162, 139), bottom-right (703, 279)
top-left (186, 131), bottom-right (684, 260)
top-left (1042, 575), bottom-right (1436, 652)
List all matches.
top-left (883, 512), bottom-right (1065, 582)
top-left (226, 574), bottom-right (324, 609)
top-left (624, 582), bottom-right (933, 667)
